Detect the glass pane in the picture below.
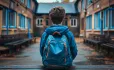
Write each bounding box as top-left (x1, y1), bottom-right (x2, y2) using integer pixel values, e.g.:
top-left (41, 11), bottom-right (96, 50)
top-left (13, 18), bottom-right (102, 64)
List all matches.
top-left (65, 19), bottom-right (67, 26)
top-left (9, 12), bottom-right (15, 26)
top-left (37, 20), bottom-right (39, 26)
top-left (71, 19), bottom-right (73, 26)
top-left (112, 10), bottom-right (114, 27)
top-left (106, 10), bottom-right (109, 27)
top-left (28, 18), bottom-right (31, 28)
top-left (74, 19), bottom-right (76, 26)
top-left (40, 20), bottom-right (42, 25)
top-left (3, 9), bottom-right (6, 26)
top-left (46, 19), bottom-right (48, 25)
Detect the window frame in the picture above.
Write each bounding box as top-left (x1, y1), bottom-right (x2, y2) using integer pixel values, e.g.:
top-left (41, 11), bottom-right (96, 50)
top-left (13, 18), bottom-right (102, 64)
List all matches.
top-left (94, 12), bottom-right (101, 30)
top-left (19, 14), bottom-right (25, 29)
top-left (2, 8), bottom-right (7, 28)
top-left (86, 15), bottom-right (92, 30)
top-left (46, 19), bottom-right (49, 26)
top-left (36, 18), bottom-right (43, 27)
top-left (87, 0), bottom-right (92, 6)
top-left (70, 18), bottom-right (77, 27)
top-left (27, 0), bottom-right (31, 8)
top-left (9, 11), bottom-right (16, 28)
top-left (81, 0), bottom-right (85, 11)
top-left (20, 0), bottom-right (24, 3)
top-left (28, 18), bottom-right (31, 29)
top-left (103, 8), bottom-right (109, 30)
top-left (110, 9), bottom-right (114, 29)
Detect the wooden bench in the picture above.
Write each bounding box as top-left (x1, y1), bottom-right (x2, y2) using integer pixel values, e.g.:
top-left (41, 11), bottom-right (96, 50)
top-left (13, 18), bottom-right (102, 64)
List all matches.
top-left (0, 46), bottom-right (9, 55)
top-left (0, 34), bottom-right (34, 54)
top-left (101, 36), bottom-right (114, 55)
top-left (5, 38), bottom-right (32, 53)
top-left (84, 34), bottom-right (107, 50)
top-left (84, 34), bottom-right (105, 45)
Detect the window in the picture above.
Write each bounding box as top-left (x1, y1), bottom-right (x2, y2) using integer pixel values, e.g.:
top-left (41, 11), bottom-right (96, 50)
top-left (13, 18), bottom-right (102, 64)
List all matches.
top-left (87, 0), bottom-right (92, 6)
top-left (110, 6), bottom-right (114, 29)
top-left (2, 8), bottom-right (7, 27)
top-left (19, 14), bottom-right (25, 29)
top-left (27, 0), bottom-right (31, 8)
top-left (25, 18), bottom-right (31, 29)
top-left (86, 15), bottom-right (92, 30)
top-left (25, 17), bottom-right (28, 29)
top-left (111, 10), bottom-right (114, 28)
top-left (94, 12), bottom-right (101, 30)
top-left (36, 18), bottom-right (43, 27)
top-left (28, 18), bottom-right (31, 29)
top-left (103, 8), bottom-right (109, 29)
top-left (2, 9), bottom-right (16, 28)
top-left (70, 19), bottom-right (77, 27)
top-left (46, 19), bottom-right (49, 26)
top-left (20, 0), bottom-right (24, 3)
top-left (9, 11), bottom-right (16, 28)
top-left (81, 0), bottom-right (85, 10)
top-left (64, 19), bottom-right (68, 26)
top-left (103, 6), bottom-right (114, 29)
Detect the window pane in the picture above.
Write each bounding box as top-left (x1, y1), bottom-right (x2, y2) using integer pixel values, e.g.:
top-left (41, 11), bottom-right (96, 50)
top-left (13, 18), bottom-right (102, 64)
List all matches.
top-left (19, 15), bottom-right (25, 28)
top-left (75, 19), bottom-right (77, 27)
top-left (106, 10), bottom-right (109, 27)
top-left (82, 0), bottom-right (85, 10)
top-left (71, 19), bottom-right (73, 26)
top-left (74, 19), bottom-right (76, 26)
top-left (94, 12), bottom-right (100, 29)
top-left (40, 20), bottom-right (42, 25)
top-left (9, 12), bottom-right (15, 27)
top-left (37, 20), bottom-right (39, 26)
top-left (46, 19), bottom-right (48, 26)
top-left (3, 9), bottom-right (6, 26)
top-left (112, 10), bottom-right (114, 27)
top-left (25, 17), bottom-right (28, 28)
top-left (27, 0), bottom-right (31, 8)
top-left (89, 16), bottom-right (92, 29)
top-left (65, 19), bottom-right (68, 26)
top-left (28, 18), bottom-right (31, 28)
top-left (36, 18), bottom-right (43, 27)
top-left (20, 0), bottom-right (24, 3)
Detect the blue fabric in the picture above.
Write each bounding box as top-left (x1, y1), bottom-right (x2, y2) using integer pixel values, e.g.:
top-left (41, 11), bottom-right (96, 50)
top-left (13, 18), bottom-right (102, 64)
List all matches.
top-left (43, 35), bottom-right (72, 66)
top-left (40, 25), bottom-right (78, 66)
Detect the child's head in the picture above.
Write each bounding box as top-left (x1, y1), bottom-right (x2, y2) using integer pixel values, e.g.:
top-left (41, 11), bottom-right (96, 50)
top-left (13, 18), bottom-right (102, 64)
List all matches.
top-left (49, 6), bottom-right (65, 24)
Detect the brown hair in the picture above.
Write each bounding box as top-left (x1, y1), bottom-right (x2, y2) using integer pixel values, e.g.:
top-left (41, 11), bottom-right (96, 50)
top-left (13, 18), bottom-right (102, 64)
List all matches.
top-left (49, 6), bottom-right (65, 24)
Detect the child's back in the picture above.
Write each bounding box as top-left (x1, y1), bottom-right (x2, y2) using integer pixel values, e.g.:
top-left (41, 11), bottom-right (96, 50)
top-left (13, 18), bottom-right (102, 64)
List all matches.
top-left (40, 7), bottom-right (78, 67)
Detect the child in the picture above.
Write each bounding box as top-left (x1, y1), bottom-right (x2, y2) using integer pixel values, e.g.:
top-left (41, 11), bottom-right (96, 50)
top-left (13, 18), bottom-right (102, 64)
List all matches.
top-left (40, 6), bottom-right (77, 67)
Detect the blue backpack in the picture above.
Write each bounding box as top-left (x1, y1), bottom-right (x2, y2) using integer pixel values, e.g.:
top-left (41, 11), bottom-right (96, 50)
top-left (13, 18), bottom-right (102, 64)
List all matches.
top-left (43, 32), bottom-right (72, 67)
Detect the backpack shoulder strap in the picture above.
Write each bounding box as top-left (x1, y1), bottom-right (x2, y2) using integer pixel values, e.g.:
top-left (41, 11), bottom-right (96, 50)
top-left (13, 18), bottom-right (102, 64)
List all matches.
top-left (42, 32), bottom-right (49, 48)
top-left (63, 30), bottom-right (70, 44)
